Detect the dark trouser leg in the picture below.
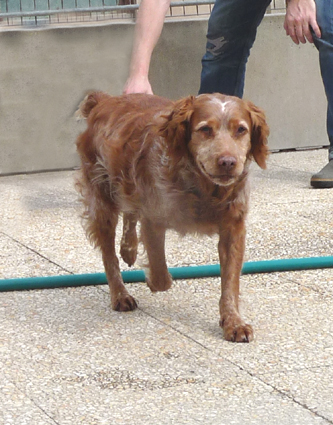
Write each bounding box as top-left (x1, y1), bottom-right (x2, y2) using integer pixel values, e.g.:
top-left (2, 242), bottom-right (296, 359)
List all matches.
top-left (199, 0), bottom-right (271, 97)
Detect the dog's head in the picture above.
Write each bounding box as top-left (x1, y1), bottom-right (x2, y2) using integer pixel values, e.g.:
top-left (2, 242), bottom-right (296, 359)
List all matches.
top-left (158, 93), bottom-right (269, 186)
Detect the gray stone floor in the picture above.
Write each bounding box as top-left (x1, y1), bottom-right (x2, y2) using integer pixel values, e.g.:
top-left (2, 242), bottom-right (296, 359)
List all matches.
top-left (0, 150), bottom-right (333, 425)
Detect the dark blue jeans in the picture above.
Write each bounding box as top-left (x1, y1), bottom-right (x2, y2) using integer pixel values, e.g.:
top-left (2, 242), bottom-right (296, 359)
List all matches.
top-left (199, 0), bottom-right (333, 159)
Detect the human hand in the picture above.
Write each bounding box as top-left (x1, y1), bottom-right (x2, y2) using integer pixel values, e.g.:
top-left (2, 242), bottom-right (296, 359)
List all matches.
top-left (123, 75), bottom-right (153, 95)
top-left (284, 0), bottom-right (321, 44)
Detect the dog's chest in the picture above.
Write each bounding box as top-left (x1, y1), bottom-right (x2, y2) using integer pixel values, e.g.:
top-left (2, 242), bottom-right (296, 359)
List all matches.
top-left (123, 147), bottom-right (249, 232)
top-left (146, 176), bottom-right (248, 234)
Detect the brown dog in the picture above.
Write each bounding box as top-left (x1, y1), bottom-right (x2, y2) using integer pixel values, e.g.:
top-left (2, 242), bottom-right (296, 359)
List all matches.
top-left (76, 92), bottom-right (269, 342)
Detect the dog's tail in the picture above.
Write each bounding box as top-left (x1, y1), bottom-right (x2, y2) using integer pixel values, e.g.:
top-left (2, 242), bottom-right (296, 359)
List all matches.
top-left (75, 91), bottom-right (108, 120)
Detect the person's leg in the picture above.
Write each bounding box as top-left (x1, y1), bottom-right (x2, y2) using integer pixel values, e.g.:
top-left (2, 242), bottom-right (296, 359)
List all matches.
top-left (199, 0), bottom-right (271, 97)
top-left (311, 0), bottom-right (333, 187)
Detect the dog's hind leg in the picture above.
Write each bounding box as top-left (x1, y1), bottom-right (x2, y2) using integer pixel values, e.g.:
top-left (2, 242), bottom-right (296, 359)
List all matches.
top-left (120, 212), bottom-right (138, 267)
top-left (88, 198), bottom-right (138, 312)
top-left (140, 218), bottom-right (172, 292)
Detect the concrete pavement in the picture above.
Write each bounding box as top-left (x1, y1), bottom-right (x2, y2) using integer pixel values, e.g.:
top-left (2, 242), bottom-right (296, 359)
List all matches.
top-left (1, 149), bottom-right (333, 425)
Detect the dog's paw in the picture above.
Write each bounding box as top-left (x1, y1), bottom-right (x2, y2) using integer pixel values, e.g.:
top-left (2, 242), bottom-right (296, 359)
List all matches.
top-left (146, 274), bottom-right (173, 292)
top-left (120, 245), bottom-right (137, 267)
top-left (112, 293), bottom-right (138, 312)
top-left (220, 318), bottom-right (253, 343)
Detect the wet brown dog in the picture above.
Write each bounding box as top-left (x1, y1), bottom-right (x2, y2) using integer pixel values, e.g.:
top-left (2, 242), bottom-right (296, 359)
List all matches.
top-left (76, 92), bottom-right (269, 342)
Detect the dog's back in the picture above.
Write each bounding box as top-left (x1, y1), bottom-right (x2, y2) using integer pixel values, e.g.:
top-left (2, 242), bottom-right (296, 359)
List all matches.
top-left (76, 93), bottom-right (176, 223)
top-left (76, 91), bottom-right (171, 125)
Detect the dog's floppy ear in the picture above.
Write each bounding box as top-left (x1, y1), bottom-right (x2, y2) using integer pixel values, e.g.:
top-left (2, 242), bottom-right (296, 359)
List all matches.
top-left (157, 95), bottom-right (195, 156)
top-left (246, 101), bottom-right (270, 169)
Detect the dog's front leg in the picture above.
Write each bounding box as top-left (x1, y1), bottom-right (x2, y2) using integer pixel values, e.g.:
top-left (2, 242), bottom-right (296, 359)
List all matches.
top-left (218, 219), bottom-right (253, 342)
top-left (140, 218), bottom-right (173, 292)
top-left (94, 210), bottom-right (138, 312)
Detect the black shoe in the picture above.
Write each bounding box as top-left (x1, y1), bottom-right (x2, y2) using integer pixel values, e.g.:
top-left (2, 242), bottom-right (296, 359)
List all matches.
top-left (310, 160), bottom-right (333, 188)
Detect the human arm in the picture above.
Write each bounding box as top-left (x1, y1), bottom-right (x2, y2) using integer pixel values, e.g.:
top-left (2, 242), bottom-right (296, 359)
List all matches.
top-left (284, 0), bottom-right (321, 44)
top-left (123, 0), bottom-right (171, 94)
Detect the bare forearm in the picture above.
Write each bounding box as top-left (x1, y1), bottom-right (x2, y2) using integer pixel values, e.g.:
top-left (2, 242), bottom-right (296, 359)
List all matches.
top-left (130, 0), bottom-right (170, 75)
top-left (124, 0), bottom-right (171, 93)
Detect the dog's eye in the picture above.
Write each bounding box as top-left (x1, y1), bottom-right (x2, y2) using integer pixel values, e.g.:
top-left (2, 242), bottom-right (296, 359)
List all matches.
top-left (199, 125), bottom-right (213, 136)
top-left (236, 125), bottom-right (247, 135)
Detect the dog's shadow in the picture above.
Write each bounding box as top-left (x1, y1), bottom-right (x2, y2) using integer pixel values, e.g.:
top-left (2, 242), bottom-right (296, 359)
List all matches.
top-left (123, 280), bottom-right (225, 342)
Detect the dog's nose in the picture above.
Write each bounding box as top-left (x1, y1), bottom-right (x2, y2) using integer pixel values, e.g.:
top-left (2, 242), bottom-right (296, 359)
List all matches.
top-left (217, 155), bottom-right (237, 170)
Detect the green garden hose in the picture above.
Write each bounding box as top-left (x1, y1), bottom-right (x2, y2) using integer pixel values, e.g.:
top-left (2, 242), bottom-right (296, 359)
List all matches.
top-left (0, 256), bottom-right (332, 292)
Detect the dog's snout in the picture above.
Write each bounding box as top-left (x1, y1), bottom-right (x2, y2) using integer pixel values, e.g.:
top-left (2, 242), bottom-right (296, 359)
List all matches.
top-left (217, 155), bottom-right (237, 170)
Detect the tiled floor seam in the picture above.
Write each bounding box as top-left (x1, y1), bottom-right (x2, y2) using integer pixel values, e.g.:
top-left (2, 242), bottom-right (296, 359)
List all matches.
top-left (138, 307), bottom-right (209, 351)
top-left (140, 307), bottom-right (333, 424)
top-left (234, 366), bottom-right (333, 425)
top-left (0, 230), bottom-right (73, 276)
top-left (288, 279), bottom-right (330, 296)
top-left (8, 378), bottom-right (61, 425)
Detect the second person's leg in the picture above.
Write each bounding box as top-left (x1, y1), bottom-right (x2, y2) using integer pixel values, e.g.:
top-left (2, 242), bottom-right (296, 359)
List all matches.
top-left (199, 0), bottom-right (271, 97)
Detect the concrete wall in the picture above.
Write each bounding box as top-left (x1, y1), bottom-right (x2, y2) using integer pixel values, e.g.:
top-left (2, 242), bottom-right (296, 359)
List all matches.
top-left (0, 15), bottom-right (328, 175)
top-left (245, 16), bottom-right (327, 153)
top-left (0, 24), bottom-right (134, 175)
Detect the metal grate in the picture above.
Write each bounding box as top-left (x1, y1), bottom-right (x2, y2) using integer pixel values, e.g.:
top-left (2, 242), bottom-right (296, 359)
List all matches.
top-left (0, 0), bottom-right (286, 28)
top-left (269, 0), bottom-right (286, 13)
top-left (0, 0), bottom-right (137, 26)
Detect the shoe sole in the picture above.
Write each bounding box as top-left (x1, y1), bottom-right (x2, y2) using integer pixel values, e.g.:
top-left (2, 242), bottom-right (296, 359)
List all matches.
top-left (310, 179), bottom-right (333, 188)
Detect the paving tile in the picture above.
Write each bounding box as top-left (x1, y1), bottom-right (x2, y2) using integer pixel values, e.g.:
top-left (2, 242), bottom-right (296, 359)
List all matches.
top-left (1, 150), bottom-right (333, 425)
top-left (283, 268), bottom-right (333, 295)
top-left (118, 273), bottom-right (333, 422)
top-left (259, 366), bottom-right (333, 421)
top-left (0, 285), bottom-right (329, 425)
top-left (0, 373), bottom-right (55, 425)
top-left (0, 232), bottom-right (66, 279)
